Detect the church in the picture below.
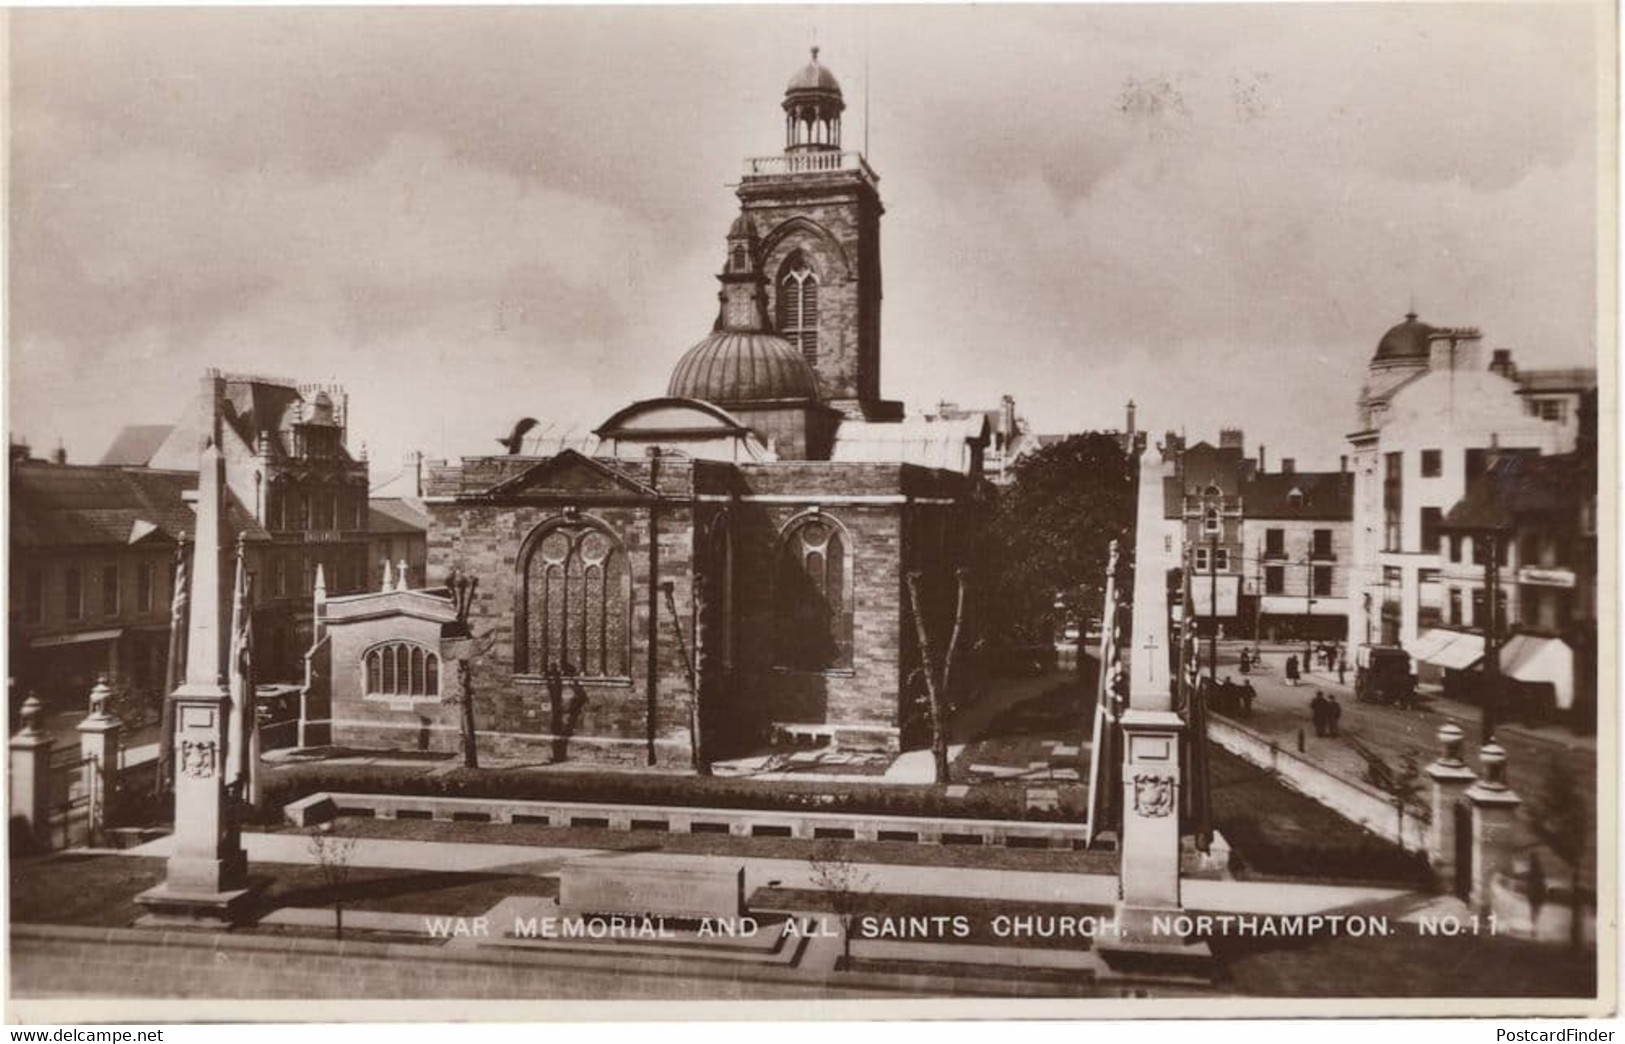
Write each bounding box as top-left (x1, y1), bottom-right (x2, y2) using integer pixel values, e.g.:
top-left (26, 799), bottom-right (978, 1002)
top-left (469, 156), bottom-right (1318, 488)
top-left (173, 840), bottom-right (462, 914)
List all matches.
top-left (309, 50), bottom-right (991, 767)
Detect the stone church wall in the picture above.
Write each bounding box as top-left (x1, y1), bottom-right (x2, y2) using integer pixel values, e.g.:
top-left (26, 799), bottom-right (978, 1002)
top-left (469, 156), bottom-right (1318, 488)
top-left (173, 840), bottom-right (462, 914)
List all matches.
top-left (422, 499), bottom-right (700, 769)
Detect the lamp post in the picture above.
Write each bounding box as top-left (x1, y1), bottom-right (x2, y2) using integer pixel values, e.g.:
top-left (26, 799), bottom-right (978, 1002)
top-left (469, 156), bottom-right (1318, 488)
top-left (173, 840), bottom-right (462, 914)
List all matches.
top-left (1304, 553), bottom-right (1316, 668)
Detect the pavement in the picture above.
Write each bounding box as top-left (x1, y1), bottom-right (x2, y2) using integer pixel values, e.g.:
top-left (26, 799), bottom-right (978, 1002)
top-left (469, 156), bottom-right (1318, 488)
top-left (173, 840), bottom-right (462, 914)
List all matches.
top-left (1205, 641), bottom-right (1598, 878)
top-left (122, 829), bottom-right (1423, 919)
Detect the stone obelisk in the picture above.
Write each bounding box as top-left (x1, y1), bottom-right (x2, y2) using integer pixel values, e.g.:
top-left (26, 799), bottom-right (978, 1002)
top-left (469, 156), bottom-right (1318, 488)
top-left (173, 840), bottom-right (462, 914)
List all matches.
top-left (1102, 444), bottom-right (1203, 961)
top-left (137, 435), bottom-right (253, 924)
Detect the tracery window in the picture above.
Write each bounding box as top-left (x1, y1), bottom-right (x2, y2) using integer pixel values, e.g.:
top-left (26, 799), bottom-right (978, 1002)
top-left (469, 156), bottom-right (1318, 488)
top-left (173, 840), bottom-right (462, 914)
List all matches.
top-left (364, 642), bottom-right (439, 698)
top-left (516, 518), bottom-right (631, 678)
top-left (778, 252), bottom-right (820, 365)
top-left (777, 514), bottom-right (853, 671)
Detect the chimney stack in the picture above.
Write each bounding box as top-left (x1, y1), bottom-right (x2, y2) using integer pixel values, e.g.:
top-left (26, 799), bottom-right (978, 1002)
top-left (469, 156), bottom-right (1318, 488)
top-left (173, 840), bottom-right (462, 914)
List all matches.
top-left (1339, 455), bottom-right (1348, 473)
top-left (49, 440), bottom-right (66, 466)
top-left (1258, 444), bottom-right (1266, 473)
top-left (1125, 399), bottom-right (1137, 436)
top-left (1219, 428), bottom-right (1245, 451)
top-left (1281, 458), bottom-right (1296, 475)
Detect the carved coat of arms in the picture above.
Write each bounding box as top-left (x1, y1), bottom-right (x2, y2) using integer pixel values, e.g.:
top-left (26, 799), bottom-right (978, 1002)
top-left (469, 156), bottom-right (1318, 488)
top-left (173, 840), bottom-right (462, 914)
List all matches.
top-left (1132, 773), bottom-right (1175, 818)
top-left (181, 740), bottom-right (217, 780)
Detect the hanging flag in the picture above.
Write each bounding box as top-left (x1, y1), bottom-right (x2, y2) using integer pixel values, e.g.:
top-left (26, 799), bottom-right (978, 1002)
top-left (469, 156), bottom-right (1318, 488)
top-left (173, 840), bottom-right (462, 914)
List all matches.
top-left (156, 538), bottom-right (189, 792)
top-left (226, 536), bottom-right (257, 802)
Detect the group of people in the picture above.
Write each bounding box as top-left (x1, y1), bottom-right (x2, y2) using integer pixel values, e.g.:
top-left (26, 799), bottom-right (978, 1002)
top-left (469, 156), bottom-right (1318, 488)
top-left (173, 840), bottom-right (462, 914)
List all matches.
top-left (1201, 675), bottom-right (1257, 718)
top-left (1310, 690), bottom-right (1343, 737)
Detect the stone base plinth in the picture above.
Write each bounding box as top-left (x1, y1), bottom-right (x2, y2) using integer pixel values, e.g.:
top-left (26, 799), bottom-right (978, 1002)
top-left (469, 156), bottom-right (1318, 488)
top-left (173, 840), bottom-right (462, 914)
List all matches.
top-left (559, 854), bottom-right (745, 920)
top-left (1096, 905), bottom-right (1214, 987)
top-left (134, 880), bottom-right (262, 928)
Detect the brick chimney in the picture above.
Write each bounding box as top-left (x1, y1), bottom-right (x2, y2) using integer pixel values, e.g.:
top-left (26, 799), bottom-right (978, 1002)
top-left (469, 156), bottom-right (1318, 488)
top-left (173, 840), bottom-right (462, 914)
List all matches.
top-left (1281, 458), bottom-right (1296, 475)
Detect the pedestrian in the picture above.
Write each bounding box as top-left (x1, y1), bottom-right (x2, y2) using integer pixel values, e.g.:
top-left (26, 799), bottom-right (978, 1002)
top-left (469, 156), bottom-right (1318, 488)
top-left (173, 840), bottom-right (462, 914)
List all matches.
top-left (1241, 680), bottom-right (1257, 718)
top-left (1285, 654), bottom-right (1300, 687)
top-left (1337, 654), bottom-right (1348, 687)
top-left (1239, 647), bottom-right (1252, 674)
top-left (1310, 691), bottom-right (1327, 737)
top-left (1328, 695), bottom-right (1343, 737)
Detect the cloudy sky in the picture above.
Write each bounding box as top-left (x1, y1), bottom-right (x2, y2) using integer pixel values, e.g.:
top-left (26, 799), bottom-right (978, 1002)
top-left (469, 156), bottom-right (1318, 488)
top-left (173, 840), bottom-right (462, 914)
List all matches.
top-left (8, 4), bottom-right (1605, 478)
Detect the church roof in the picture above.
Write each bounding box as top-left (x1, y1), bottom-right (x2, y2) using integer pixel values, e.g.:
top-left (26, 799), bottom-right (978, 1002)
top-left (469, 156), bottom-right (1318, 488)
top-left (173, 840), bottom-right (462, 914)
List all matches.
top-left (667, 331), bottom-right (821, 405)
top-left (830, 415), bottom-right (989, 474)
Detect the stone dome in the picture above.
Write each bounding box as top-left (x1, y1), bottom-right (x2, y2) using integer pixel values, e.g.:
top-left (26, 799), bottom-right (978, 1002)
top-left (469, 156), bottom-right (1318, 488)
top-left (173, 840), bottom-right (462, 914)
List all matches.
top-left (668, 331), bottom-right (821, 405)
top-left (787, 47), bottom-right (842, 96)
top-left (1374, 311), bottom-right (1437, 363)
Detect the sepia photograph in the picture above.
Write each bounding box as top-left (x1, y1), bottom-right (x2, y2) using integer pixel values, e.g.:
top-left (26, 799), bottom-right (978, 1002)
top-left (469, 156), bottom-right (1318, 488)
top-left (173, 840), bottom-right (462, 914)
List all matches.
top-left (3, 1), bottom-right (1615, 1022)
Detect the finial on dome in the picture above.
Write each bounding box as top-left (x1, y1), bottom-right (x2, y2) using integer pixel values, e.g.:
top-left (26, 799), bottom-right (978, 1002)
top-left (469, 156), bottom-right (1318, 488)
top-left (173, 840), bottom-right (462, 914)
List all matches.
top-left (811, 45), bottom-right (820, 61)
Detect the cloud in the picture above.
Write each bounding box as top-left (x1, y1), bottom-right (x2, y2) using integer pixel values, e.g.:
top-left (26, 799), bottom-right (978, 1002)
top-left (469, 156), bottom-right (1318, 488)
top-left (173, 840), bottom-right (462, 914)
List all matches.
top-left (7, 5), bottom-right (1603, 473)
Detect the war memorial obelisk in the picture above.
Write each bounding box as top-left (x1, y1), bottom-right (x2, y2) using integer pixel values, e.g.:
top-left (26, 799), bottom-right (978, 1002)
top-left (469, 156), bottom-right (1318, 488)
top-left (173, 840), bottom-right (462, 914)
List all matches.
top-left (1100, 444), bottom-right (1209, 967)
top-left (136, 435), bottom-right (254, 924)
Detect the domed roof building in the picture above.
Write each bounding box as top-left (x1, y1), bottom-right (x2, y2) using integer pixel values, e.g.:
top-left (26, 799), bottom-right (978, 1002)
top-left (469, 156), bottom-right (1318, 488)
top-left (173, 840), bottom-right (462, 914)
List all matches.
top-left (667, 332), bottom-right (821, 405)
top-left (1373, 311), bottom-right (1437, 364)
top-left (786, 46), bottom-right (842, 95)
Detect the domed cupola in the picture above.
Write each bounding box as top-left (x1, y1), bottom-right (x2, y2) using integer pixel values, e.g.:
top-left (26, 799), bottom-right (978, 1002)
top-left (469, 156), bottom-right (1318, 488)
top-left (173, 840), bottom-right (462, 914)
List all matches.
top-left (1373, 311), bottom-right (1437, 365)
top-left (783, 46), bottom-right (844, 153)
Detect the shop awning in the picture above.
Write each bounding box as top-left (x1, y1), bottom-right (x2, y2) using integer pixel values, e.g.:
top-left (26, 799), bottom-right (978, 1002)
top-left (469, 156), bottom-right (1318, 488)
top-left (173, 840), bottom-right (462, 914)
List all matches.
top-left (1500, 634), bottom-right (1575, 711)
top-left (30, 628), bottom-right (123, 649)
top-left (1430, 632), bottom-right (1486, 672)
top-left (1407, 628), bottom-right (1457, 665)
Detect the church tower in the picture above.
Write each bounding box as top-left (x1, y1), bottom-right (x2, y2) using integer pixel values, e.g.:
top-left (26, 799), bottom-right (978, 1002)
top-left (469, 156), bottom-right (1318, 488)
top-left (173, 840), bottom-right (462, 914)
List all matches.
top-left (737, 49), bottom-right (900, 421)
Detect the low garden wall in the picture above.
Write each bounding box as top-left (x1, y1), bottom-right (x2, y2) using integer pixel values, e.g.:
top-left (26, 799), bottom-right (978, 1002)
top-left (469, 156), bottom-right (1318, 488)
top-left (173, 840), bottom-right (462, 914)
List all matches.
top-left (290, 791), bottom-right (1090, 850)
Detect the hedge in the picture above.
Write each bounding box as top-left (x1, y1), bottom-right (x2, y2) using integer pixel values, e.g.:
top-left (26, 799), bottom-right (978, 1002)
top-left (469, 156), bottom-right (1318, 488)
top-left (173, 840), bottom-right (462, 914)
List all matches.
top-left (252, 762), bottom-right (1088, 826)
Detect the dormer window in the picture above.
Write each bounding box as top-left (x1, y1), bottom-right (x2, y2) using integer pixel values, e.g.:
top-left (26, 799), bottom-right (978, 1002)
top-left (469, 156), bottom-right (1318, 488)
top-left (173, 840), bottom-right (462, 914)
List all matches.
top-left (1288, 488), bottom-right (1305, 506)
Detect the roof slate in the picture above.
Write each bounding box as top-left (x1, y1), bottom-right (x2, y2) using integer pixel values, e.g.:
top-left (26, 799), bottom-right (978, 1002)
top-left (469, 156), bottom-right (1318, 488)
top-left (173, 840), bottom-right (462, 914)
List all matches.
top-left (11, 464), bottom-right (269, 550)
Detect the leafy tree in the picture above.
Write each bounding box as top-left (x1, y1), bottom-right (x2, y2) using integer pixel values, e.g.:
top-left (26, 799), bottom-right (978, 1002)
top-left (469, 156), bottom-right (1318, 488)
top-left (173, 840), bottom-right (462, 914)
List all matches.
top-left (975, 433), bottom-right (1136, 646)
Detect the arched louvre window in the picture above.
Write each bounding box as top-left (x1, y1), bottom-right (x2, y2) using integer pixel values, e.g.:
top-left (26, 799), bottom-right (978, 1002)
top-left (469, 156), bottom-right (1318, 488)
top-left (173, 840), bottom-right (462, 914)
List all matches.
top-left (517, 519), bottom-right (632, 678)
top-left (364, 643), bottom-right (440, 697)
top-left (778, 253), bottom-right (819, 364)
top-left (777, 516), bottom-right (853, 671)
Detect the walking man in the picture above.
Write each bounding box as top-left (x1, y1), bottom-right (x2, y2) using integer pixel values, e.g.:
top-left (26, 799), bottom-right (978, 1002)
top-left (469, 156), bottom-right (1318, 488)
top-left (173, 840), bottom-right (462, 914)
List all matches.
top-left (1328, 694), bottom-right (1343, 737)
top-left (1311, 691), bottom-right (1327, 737)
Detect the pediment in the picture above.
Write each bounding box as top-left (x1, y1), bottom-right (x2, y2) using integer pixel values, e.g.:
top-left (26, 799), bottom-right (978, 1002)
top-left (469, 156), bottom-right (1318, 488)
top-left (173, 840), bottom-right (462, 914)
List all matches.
top-left (485, 449), bottom-right (658, 499)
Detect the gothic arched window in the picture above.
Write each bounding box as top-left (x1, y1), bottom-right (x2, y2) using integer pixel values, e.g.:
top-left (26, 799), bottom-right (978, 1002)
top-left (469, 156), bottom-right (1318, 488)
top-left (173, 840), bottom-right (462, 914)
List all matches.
top-left (778, 252), bottom-right (820, 365)
top-left (364, 642), bottom-right (440, 698)
top-left (516, 517), bottom-right (632, 678)
top-left (777, 514), bottom-right (853, 671)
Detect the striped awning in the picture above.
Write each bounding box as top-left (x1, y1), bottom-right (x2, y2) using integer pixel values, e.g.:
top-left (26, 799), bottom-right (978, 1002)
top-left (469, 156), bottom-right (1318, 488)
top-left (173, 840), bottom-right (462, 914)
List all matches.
top-left (1429, 631), bottom-right (1486, 671)
top-left (1500, 635), bottom-right (1575, 711)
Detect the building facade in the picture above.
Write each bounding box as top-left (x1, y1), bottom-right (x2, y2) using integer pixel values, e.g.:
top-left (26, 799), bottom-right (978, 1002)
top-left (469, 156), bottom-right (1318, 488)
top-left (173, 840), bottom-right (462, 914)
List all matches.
top-left (1345, 314), bottom-right (1595, 728)
top-left (1159, 430), bottom-right (1353, 640)
top-left (8, 459), bottom-right (268, 711)
top-left (108, 371), bottom-right (374, 680)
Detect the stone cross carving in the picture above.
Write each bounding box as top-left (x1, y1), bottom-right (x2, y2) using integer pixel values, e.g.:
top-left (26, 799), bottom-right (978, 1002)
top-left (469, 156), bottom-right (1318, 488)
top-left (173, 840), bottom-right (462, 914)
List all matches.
top-left (1141, 632), bottom-right (1160, 681)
